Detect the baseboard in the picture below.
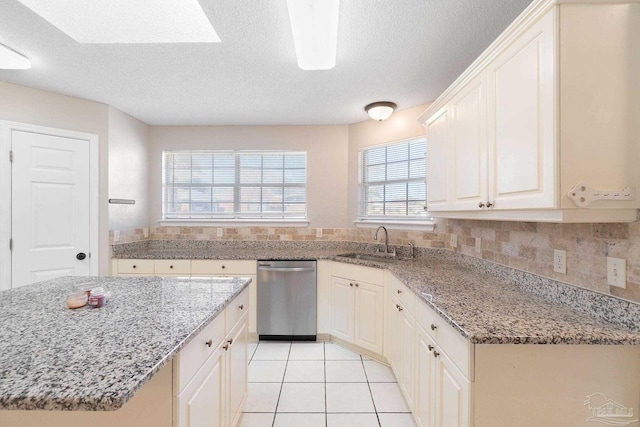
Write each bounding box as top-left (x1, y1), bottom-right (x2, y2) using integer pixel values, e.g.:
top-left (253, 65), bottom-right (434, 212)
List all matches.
top-left (328, 335), bottom-right (389, 365)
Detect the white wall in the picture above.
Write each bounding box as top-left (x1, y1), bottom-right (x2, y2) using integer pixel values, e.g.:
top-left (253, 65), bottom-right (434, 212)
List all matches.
top-left (149, 125), bottom-right (350, 228)
top-left (347, 103), bottom-right (431, 223)
top-left (0, 81), bottom-right (111, 274)
top-left (108, 106), bottom-right (150, 230)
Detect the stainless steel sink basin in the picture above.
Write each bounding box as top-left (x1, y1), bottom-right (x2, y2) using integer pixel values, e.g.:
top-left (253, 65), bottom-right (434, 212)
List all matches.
top-left (336, 253), bottom-right (404, 264)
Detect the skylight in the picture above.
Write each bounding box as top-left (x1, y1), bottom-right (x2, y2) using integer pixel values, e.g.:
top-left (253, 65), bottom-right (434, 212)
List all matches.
top-left (17, 0), bottom-right (221, 44)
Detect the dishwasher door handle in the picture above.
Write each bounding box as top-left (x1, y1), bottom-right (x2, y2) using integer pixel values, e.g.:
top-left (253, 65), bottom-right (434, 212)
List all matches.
top-left (257, 266), bottom-right (316, 272)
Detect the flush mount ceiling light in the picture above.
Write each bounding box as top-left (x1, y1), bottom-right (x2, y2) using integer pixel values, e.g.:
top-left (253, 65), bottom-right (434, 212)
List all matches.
top-left (0, 44), bottom-right (31, 69)
top-left (16, 0), bottom-right (220, 43)
top-left (365, 102), bottom-right (397, 121)
top-left (286, 0), bottom-right (340, 70)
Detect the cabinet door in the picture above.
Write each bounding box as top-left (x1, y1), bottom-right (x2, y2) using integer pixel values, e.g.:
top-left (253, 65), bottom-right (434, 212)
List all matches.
top-left (330, 277), bottom-right (355, 343)
top-left (425, 107), bottom-right (452, 211)
top-left (226, 313), bottom-right (248, 427)
top-left (176, 345), bottom-right (225, 427)
top-left (387, 298), bottom-right (401, 375)
top-left (354, 281), bottom-right (384, 355)
top-left (398, 307), bottom-right (416, 411)
top-left (486, 8), bottom-right (556, 210)
top-left (415, 325), bottom-right (437, 427)
top-left (434, 351), bottom-right (471, 427)
top-left (451, 75), bottom-right (487, 210)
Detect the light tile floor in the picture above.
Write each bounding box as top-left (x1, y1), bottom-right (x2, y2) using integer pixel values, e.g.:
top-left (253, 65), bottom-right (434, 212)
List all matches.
top-left (239, 341), bottom-right (416, 427)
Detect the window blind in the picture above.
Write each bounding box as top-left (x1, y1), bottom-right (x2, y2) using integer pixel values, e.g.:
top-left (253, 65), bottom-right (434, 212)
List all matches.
top-left (163, 150), bottom-right (307, 219)
top-left (359, 138), bottom-right (427, 218)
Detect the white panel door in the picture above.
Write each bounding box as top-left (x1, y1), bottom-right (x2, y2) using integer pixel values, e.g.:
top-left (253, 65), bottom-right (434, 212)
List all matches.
top-left (415, 325), bottom-right (437, 427)
top-left (487, 8), bottom-right (556, 210)
top-left (435, 351), bottom-right (471, 427)
top-left (398, 308), bottom-right (416, 411)
top-left (226, 315), bottom-right (248, 427)
top-left (11, 130), bottom-right (91, 288)
top-left (451, 75), bottom-right (487, 210)
top-left (425, 107), bottom-right (452, 211)
top-left (354, 281), bottom-right (384, 355)
top-left (330, 277), bottom-right (355, 343)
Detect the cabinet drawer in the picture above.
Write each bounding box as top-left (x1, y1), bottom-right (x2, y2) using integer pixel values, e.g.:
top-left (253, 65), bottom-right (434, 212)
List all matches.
top-left (226, 287), bottom-right (249, 335)
top-left (117, 259), bottom-right (154, 275)
top-left (416, 300), bottom-right (473, 379)
top-left (386, 273), bottom-right (415, 314)
top-left (154, 259), bottom-right (191, 275)
top-left (191, 260), bottom-right (257, 275)
top-left (174, 312), bottom-right (226, 394)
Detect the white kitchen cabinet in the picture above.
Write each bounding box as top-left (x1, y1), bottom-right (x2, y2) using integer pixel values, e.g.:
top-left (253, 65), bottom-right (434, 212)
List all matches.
top-left (330, 263), bottom-right (385, 356)
top-left (415, 325), bottom-right (436, 427)
top-left (175, 288), bottom-right (249, 427)
top-left (419, 1), bottom-right (640, 222)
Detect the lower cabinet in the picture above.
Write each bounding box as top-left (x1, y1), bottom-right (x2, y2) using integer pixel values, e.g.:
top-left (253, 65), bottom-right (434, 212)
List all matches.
top-left (174, 288), bottom-right (249, 427)
top-left (330, 275), bottom-right (385, 355)
top-left (389, 291), bottom-right (416, 412)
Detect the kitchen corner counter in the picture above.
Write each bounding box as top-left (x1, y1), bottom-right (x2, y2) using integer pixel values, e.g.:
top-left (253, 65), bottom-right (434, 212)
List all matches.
top-left (0, 276), bottom-right (250, 411)
top-left (111, 240), bottom-right (640, 346)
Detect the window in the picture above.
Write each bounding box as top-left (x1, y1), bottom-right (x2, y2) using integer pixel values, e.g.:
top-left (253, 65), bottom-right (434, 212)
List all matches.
top-left (163, 150), bottom-right (307, 220)
top-left (358, 138), bottom-right (427, 219)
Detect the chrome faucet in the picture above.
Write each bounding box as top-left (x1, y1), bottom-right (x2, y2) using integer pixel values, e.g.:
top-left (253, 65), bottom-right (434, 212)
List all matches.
top-left (373, 226), bottom-right (395, 256)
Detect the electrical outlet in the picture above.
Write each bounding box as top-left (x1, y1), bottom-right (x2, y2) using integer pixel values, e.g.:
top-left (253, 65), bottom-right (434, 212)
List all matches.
top-left (143, 227), bottom-right (149, 238)
top-left (553, 250), bottom-right (567, 274)
top-left (113, 230), bottom-right (120, 242)
top-left (607, 257), bottom-right (626, 288)
top-left (450, 234), bottom-right (457, 248)
top-left (316, 228), bottom-right (322, 238)
top-left (475, 237), bottom-right (482, 253)
top-left (216, 228), bottom-right (223, 237)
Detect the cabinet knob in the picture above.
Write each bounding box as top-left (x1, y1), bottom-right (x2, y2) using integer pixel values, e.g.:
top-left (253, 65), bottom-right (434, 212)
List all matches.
top-left (355, 283), bottom-right (359, 287)
top-left (430, 324), bottom-right (437, 331)
top-left (205, 339), bottom-right (213, 348)
top-left (478, 202), bottom-right (485, 208)
top-left (239, 304), bottom-right (244, 310)
top-left (428, 344), bottom-right (434, 351)
top-left (169, 265), bottom-right (174, 269)
top-left (132, 265), bottom-right (137, 269)
top-left (350, 283), bottom-right (354, 287)
top-left (227, 338), bottom-right (233, 345)
top-left (223, 344), bottom-right (229, 351)
top-left (398, 305), bottom-right (403, 312)
top-left (433, 351), bottom-right (440, 358)
top-left (221, 265), bottom-right (226, 269)
top-left (486, 201), bottom-right (494, 208)
top-left (397, 289), bottom-right (402, 294)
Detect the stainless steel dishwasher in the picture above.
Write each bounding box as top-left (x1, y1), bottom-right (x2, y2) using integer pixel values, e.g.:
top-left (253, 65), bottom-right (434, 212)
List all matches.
top-left (257, 260), bottom-right (317, 341)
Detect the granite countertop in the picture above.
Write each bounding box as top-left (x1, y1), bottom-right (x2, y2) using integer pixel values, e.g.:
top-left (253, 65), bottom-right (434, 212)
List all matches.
top-left (0, 276), bottom-right (250, 411)
top-left (112, 240), bottom-right (640, 346)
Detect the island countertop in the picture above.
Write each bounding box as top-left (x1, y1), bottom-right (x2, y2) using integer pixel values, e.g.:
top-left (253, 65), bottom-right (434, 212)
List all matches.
top-left (0, 275), bottom-right (251, 411)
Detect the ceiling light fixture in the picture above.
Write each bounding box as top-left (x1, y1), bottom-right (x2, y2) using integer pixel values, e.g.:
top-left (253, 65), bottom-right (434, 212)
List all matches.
top-left (16, 0), bottom-right (220, 44)
top-left (0, 44), bottom-right (31, 69)
top-left (365, 102), bottom-right (397, 121)
top-left (286, 0), bottom-right (339, 70)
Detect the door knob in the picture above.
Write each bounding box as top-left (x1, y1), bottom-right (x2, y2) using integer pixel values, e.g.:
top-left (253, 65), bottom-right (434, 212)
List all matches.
top-left (478, 202), bottom-right (485, 208)
top-left (76, 253), bottom-right (87, 261)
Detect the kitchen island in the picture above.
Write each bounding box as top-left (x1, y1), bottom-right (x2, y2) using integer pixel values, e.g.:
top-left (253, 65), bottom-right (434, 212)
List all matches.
top-left (0, 275), bottom-right (251, 427)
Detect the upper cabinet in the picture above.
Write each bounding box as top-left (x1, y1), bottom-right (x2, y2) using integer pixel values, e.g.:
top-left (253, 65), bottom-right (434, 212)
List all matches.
top-left (419, 0), bottom-right (640, 222)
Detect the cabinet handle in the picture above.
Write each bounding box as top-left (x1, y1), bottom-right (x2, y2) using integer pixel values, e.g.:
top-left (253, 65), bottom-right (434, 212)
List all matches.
top-left (355, 283), bottom-right (359, 287)
top-left (478, 202), bottom-right (485, 208)
top-left (221, 265), bottom-right (226, 269)
top-left (132, 265), bottom-right (137, 269)
top-left (428, 345), bottom-right (434, 351)
top-left (398, 305), bottom-right (403, 312)
top-left (433, 351), bottom-right (440, 358)
top-left (239, 304), bottom-right (244, 310)
top-left (486, 202), bottom-right (494, 208)
top-left (205, 339), bottom-right (213, 348)
top-left (227, 338), bottom-right (233, 345)
top-left (223, 344), bottom-right (229, 351)
top-left (430, 324), bottom-right (437, 331)
top-left (170, 265), bottom-right (174, 269)
top-left (397, 289), bottom-right (402, 294)
top-left (350, 283), bottom-right (354, 287)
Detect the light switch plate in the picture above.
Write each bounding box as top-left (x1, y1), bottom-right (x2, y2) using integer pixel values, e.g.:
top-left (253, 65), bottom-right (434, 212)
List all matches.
top-left (143, 227), bottom-right (149, 238)
top-left (316, 228), bottom-right (322, 238)
top-left (475, 237), bottom-right (482, 253)
top-left (216, 228), bottom-right (223, 237)
top-left (113, 230), bottom-right (120, 242)
top-left (450, 234), bottom-right (457, 248)
top-left (607, 257), bottom-right (626, 288)
top-left (553, 250), bottom-right (567, 274)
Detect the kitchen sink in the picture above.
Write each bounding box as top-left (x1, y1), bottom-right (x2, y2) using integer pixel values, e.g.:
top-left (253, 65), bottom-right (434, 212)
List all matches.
top-left (336, 253), bottom-right (405, 264)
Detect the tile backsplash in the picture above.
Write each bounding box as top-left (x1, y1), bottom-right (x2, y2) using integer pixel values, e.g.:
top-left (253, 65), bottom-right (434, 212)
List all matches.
top-left (110, 217), bottom-right (640, 304)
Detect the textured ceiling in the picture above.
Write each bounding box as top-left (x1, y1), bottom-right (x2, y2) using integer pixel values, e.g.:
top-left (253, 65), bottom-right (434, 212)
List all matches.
top-left (0, 0), bottom-right (534, 125)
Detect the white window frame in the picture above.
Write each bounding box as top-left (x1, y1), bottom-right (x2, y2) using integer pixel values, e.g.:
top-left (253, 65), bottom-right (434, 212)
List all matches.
top-left (355, 137), bottom-right (434, 231)
top-left (160, 150), bottom-right (309, 226)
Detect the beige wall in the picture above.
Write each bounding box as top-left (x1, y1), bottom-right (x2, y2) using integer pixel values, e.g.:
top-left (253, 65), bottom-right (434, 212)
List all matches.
top-left (148, 125), bottom-right (349, 228)
top-left (108, 106), bottom-right (150, 230)
top-left (0, 81), bottom-right (111, 275)
top-left (347, 103), bottom-right (432, 224)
